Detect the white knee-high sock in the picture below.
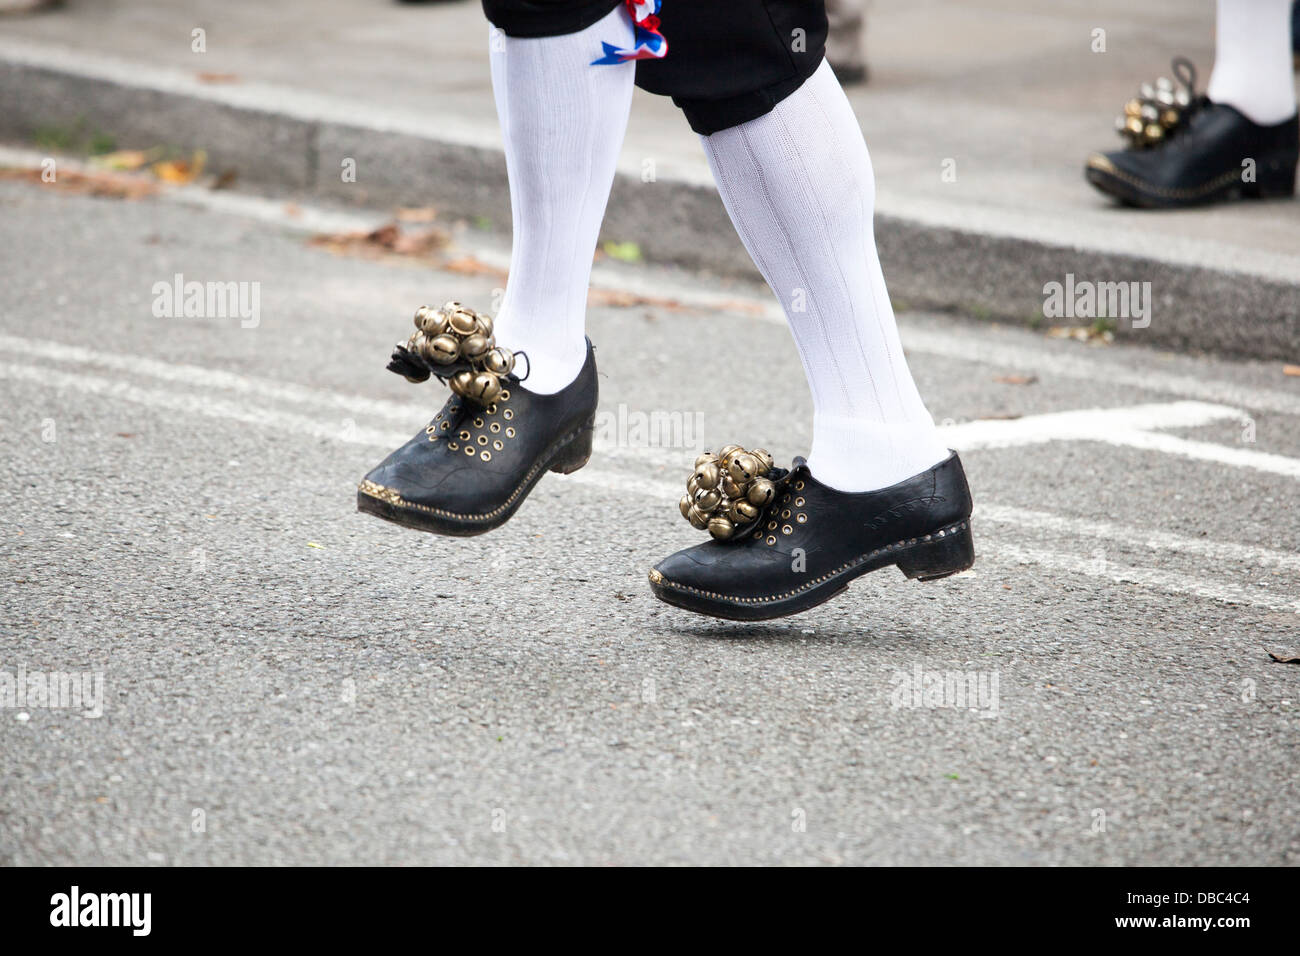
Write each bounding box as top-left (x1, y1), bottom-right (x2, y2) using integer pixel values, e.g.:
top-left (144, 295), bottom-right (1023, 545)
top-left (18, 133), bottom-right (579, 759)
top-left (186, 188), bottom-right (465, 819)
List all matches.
top-left (700, 59), bottom-right (948, 493)
top-left (487, 7), bottom-right (635, 394)
top-left (1207, 0), bottom-right (1297, 125)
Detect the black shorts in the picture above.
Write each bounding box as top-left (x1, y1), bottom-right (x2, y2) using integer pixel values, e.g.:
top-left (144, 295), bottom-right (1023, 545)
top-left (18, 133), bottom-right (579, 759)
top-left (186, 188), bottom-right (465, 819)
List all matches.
top-left (480, 0), bottom-right (828, 134)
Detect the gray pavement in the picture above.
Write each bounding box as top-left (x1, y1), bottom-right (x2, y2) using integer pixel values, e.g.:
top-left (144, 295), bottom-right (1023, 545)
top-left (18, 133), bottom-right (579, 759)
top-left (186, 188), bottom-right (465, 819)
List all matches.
top-left (1, 172), bottom-right (1298, 865)
top-left (1, 0), bottom-right (1299, 358)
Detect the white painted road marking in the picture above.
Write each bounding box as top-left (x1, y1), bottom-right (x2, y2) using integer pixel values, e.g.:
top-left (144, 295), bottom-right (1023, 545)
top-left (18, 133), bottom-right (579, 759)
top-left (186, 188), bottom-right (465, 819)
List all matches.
top-left (1, 334), bottom-right (1297, 615)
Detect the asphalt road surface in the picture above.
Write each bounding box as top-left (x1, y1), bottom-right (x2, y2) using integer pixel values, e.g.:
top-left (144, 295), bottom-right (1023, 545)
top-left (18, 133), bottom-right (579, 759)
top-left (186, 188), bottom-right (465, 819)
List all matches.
top-left (2, 175), bottom-right (1298, 865)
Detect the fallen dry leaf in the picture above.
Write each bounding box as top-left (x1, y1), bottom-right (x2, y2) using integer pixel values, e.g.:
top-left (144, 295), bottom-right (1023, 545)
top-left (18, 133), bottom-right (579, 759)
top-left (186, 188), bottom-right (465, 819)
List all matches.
top-left (442, 255), bottom-right (508, 280)
top-left (588, 287), bottom-right (690, 312)
top-left (0, 167), bottom-right (157, 200)
top-left (210, 169), bottom-right (238, 191)
top-left (309, 222), bottom-right (450, 262)
top-left (196, 72), bottom-right (240, 84)
top-left (1047, 325), bottom-right (1114, 345)
top-left (92, 149), bottom-right (155, 172)
top-left (1283, 364), bottom-right (1300, 377)
top-left (994, 374), bottom-right (1038, 385)
top-left (151, 150), bottom-right (206, 184)
top-left (1266, 649), bottom-right (1300, 664)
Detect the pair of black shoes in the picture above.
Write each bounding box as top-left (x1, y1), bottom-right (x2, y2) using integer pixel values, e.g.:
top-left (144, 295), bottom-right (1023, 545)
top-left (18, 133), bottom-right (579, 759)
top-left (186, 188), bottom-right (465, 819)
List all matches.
top-left (1086, 59), bottom-right (1299, 208)
top-left (358, 304), bottom-right (975, 620)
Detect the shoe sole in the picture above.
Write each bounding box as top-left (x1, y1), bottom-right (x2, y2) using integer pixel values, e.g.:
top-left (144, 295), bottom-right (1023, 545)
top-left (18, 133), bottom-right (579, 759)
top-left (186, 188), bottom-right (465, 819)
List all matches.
top-left (648, 519), bottom-right (975, 622)
top-left (1085, 153), bottom-right (1297, 208)
top-left (356, 416), bottom-right (594, 537)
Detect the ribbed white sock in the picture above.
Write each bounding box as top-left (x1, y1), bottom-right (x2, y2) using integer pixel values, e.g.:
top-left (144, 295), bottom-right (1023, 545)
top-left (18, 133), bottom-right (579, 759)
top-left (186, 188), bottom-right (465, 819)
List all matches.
top-left (701, 59), bottom-right (948, 493)
top-left (1207, 0), bottom-right (1297, 126)
top-left (487, 7), bottom-right (635, 394)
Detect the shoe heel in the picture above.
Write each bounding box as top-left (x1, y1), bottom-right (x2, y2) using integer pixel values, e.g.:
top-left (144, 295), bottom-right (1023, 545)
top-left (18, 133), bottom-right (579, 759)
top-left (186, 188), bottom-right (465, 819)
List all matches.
top-left (897, 523), bottom-right (975, 581)
top-left (550, 418), bottom-right (594, 475)
top-left (1242, 150), bottom-right (1297, 199)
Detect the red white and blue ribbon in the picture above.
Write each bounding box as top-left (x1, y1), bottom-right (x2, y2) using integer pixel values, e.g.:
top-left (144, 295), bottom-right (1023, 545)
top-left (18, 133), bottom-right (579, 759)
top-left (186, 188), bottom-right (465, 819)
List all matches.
top-left (592, 0), bottom-right (667, 65)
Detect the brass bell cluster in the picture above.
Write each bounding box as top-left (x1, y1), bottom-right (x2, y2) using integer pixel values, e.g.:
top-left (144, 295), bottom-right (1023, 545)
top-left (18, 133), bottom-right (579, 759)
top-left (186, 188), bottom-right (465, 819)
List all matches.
top-left (394, 301), bottom-right (516, 406)
top-left (1116, 57), bottom-right (1197, 149)
top-left (679, 445), bottom-right (784, 542)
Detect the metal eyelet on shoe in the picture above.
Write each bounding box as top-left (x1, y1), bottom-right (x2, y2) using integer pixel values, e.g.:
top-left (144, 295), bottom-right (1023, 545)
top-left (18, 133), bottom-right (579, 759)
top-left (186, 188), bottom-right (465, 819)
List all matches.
top-left (767, 521), bottom-right (777, 530)
top-left (490, 423), bottom-right (501, 433)
top-left (781, 510), bottom-right (791, 519)
top-left (765, 535), bottom-right (776, 546)
top-left (503, 409), bottom-right (514, 420)
top-left (478, 435), bottom-right (488, 445)
top-left (441, 422), bottom-right (450, 430)
top-left (796, 513), bottom-right (807, 523)
top-left (795, 480), bottom-right (805, 490)
top-left (464, 446), bottom-right (475, 456)
top-left (473, 418), bottom-right (484, 428)
top-left (500, 390), bottom-right (510, 400)
top-left (481, 451), bottom-right (491, 461)
top-left (493, 440), bottom-right (503, 450)
top-left (795, 497), bottom-right (804, 507)
top-left (506, 427), bottom-right (516, 438)
top-left (782, 525), bottom-right (793, 535)
top-left (448, 442), bottom-right (459, 451)
top-left (459, 430), bottom-right (471, 441)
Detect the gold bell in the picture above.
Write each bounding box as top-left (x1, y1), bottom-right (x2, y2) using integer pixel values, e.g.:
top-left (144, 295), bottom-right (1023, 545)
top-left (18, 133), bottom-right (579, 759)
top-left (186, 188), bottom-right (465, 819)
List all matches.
top-left (731, 499), bottom-right (760, 522)
top-left (460, 333), bottom-right (491, 361)
top-left (467, 371), bottom-right (502, 405)
top-left (483, 347), bottom-right (515, 376)
top-left (687, 507), bottom-right (709, 530)
top-left (447, 308), bottom-right (479, 336)
top-left (1144, 123), bottom-right (1164, 143)
top-left (418, 306), bottom-right (448, 336)
top-left (420, 335), bottom-right (450, 364)
top-left (718, 444), bottom-right (742, 461)
top-left (751, 449), bottom-right (774, 474)
top-left (707, 516), bottom-right (735, 541)
top-left (727, 453), bottom-right (760, 484)
top-left (694, 488), bottom-right (722, 512)
top-left (475, 313), bottom-right (494, 337)
top-left (1123, 98), bottom-right (1143, 118)
top-left (428, 334), bottom-right (460, 364)
top-left (679, 495), bottom-right (693, 519)
top-left (721, 477), bottom-right (742, 499)
top-left (747, 478), bottom-right (776, 507)
top-left (694, 461), bottom-right (721, 490)
top-left (448, 370), bottom-right (475, 397)
top-left (694, 452), bottom-right (717, 469)
top-left (687, 474), bottom-right (701, 496)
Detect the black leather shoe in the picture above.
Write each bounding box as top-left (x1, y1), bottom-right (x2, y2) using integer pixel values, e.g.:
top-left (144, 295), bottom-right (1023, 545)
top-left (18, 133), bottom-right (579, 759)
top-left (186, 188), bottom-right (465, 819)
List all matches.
top-left (1086, 99), bottom-right (1299, 208)
top-left (357, 303), bottom-right (597, 537)
top-left (649, 451), bottom-right (974, 621)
